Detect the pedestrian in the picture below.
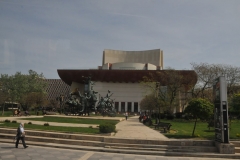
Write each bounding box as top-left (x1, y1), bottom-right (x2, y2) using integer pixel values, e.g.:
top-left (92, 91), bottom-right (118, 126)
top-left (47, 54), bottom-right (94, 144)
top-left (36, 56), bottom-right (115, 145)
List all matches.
top-left (15, 123), bottom-right (28, 149)
top-left (125, 112), bottom-right (128, 120)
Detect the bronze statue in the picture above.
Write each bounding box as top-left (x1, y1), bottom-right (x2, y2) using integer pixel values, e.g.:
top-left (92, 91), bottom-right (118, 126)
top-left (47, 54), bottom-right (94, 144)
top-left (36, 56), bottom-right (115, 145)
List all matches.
top-left (65, 76), bottom-right (116, 116)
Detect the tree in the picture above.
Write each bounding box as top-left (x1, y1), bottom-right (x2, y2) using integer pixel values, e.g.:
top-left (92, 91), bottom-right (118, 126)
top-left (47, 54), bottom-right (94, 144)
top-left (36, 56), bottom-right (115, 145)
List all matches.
top-left (230, 93), bottom-right (240, 116)
top-left (0, 70), bottom-right (48, 114)
top-left (184, 98), bottom-right (214, 137)
top-left (0, 81), bottom-right (9, 115)
top-left (142, 68), bottom-right (196, 114)
top-left (191, 63), bottom-right (240, 102)
top-left (140, 93), bottom-right (161, 112)
top-left (20, 92), bottom-right (47, 112)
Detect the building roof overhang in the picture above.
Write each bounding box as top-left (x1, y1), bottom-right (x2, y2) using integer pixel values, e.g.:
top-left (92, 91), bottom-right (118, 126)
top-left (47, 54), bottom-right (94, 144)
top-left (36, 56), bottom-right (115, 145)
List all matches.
top-left (57, 69), bottom-right (197, 89)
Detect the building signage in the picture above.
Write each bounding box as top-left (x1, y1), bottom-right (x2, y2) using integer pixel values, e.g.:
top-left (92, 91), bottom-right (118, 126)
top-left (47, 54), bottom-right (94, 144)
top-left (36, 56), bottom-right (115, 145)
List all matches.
top-left (213, 76), bottom-right (229, 143)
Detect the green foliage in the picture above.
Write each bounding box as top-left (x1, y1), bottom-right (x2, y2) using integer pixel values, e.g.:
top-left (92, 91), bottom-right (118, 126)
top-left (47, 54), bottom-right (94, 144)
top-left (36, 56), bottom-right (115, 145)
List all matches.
top-left (0, 70), bottom-right (48, 111)
top-left (99, 123), bottom-right (116, 133)
top-left (166, 114), bottom-right (174, 120)
top-left (184, 98), bottom-right (214, 137)
top-left (28, 122), bottom-right (32, 124)
top-left (184, 98), bottom-right (214, 120)
top-left (175, 112), bottom-right (183, 119)
top-left (12, 120), bottom-right (17, 123)
top-left (230, 93), bottom-right (240, 114)
top-left (140, 93), bottom-right (160, 111)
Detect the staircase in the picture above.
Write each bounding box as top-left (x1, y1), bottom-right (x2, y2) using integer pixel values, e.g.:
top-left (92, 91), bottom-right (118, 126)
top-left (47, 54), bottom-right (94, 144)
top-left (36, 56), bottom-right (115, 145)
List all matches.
top-left (0, 128), bottom-right (239, 159)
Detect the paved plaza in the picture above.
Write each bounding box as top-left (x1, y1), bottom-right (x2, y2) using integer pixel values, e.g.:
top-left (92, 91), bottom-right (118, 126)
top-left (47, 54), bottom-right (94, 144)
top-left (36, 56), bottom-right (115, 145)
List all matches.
top-left (0, 143), bottom-right (234, 160)
top-left (0, 115), bottom-right (239, 159)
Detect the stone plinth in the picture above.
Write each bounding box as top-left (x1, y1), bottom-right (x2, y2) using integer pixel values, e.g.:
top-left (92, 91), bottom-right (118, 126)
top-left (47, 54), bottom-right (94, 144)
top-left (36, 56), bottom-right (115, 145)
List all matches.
top-left (215, 141), bottom-right (235, 154)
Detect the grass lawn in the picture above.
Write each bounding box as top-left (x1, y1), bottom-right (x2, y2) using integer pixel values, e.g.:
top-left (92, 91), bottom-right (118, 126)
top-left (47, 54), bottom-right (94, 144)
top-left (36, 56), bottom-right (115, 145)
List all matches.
top-left (0, 111), bottom-right (14, 117)
top-left (0, 114), bottom-right (119, 134)
top-left (0, 122), bottom-right (100, 134)
top-left (19, 117), bottom-right (119, 125)
top-left (150, 119), bottom-right (240, 140)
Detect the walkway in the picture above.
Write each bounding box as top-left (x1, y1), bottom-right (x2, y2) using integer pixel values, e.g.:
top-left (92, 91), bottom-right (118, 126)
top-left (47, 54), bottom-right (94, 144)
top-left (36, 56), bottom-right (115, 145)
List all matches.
top-left (114, 116), bottom-right (168, 140)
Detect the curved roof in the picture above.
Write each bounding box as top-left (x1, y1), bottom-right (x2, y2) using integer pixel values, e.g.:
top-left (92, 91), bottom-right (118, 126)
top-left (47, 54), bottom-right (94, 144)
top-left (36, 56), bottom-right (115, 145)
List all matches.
top-left (57, 69), bottom-right (197, 90)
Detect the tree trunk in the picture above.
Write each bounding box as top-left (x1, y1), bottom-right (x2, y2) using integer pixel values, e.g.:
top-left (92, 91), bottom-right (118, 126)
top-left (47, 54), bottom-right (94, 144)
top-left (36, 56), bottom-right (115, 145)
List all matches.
top-left (1, 102), bottom-right (5, 116)
top-left (192, 118), bottom-right (197, 137)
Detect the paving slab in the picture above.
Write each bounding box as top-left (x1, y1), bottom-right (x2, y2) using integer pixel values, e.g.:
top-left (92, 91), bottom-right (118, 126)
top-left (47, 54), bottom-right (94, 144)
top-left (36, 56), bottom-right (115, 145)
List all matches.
top-left (114, 116), bottom-right (168, 140)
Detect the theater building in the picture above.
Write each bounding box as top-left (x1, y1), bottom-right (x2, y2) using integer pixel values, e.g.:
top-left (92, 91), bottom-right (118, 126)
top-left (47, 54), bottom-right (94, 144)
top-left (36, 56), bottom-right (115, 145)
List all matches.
top-left (57, 49), bottom-right (197, 113)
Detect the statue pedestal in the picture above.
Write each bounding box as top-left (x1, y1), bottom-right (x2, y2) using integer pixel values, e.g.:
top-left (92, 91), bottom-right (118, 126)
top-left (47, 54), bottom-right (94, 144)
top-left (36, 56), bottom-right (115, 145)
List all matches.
top-left (215, 141), bottom-right (235, 154)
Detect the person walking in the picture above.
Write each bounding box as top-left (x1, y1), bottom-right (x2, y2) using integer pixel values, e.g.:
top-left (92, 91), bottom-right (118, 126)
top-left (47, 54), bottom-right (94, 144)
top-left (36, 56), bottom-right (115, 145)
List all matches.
top-left (15, 123), bottom-right (28, 149)
top-left (125, 112), bottom-right (128, 120)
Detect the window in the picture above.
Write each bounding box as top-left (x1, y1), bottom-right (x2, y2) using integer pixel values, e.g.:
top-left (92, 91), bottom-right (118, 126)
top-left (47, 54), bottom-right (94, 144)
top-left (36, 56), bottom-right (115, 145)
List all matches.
top-left (115, 102), bottom-right (119, 112)
top-left (134, 102), bottom-right (138, 112)
top-left (127, 102), bottom-right (131, 112)
top-left (121, 102), bottom-right (125, 112)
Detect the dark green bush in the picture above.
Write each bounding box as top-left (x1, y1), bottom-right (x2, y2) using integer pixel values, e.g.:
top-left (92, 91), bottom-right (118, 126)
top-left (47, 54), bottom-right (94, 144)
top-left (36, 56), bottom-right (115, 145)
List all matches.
top-left (28, 122), bottom-right (32, 125)
top-left (160, 113), bottom-right (166, 119)
top-left (175, 112), bottom-right (183, 119)
top-left (12, 120), bottom-right (17, 123)
top-left (44, 123), bottom-right (49, 126)
top-left (166, 114), bottom-right (174, 120)
top-left (4, 119), bottom-right (10, 123)
top-left (183, 113), bottom-right (194, 120)
top-left (99, 123), bottom-right (116, 133)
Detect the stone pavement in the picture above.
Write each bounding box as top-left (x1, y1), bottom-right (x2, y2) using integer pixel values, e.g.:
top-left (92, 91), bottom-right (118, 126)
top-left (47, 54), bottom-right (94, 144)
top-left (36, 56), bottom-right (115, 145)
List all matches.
top-left (114, 116), bottom-right (168, 140)
top-left (0, 142), bottom-right (234, 160)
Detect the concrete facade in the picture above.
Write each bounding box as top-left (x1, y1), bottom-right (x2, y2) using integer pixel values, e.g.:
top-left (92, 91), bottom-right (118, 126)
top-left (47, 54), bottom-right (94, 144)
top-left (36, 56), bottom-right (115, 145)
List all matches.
top-left (103, 49), bottom-right (163, 69)
top-left (69, 81), bottom-right (150, 113)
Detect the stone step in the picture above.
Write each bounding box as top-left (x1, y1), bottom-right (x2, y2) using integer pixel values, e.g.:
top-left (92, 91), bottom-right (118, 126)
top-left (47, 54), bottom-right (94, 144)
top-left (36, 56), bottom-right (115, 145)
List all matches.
top-left (231, 141), bottom-right (240, 147)
top-left (1, 140), bottom-right (240, 159)
top-left (235, 147), bottom-right (240, 153)
top-left (0, 133), bottom-right (217, 153)
top-left (0, 127), bottom-right (238, 155)
top-left (105, 145), bottom-right (218, 153)
top-left (230, 141), bottom-right (240, 153)
top-left (0, 128), bottom-right (105, 142)
top-left (0, 128), bottom-right (216, 147)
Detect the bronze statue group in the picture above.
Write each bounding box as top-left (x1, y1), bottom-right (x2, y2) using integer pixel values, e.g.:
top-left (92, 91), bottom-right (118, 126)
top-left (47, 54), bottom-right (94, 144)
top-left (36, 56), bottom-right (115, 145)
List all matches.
top-left (65, 76), bottom-right (116, 117)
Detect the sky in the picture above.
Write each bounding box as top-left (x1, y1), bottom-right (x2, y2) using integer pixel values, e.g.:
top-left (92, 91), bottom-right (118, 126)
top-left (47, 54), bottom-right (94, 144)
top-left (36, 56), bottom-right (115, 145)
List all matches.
top-left (0, 0), bottom-right (240, 79)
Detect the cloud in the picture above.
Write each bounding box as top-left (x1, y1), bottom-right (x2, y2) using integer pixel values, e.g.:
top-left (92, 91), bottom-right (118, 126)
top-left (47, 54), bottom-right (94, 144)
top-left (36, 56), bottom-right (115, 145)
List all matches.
top-left (0, 0), bottom-right (240, 78)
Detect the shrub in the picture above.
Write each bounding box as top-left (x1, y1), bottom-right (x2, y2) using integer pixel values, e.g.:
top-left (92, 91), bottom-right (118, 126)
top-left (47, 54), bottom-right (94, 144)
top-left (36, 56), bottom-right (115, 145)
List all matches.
top-left (166, 114), bottom-right (174, 120)
top-left (5, 119), bottom-right (10, 123)
top-left (44, 123), bottom-right (49, 126)
top-left (159, 113), bottom-right (166, 119)
top-left (12, 120), bottom-right (17, 123)
top-left (175, 112), bottom-right (183, 119)
top-left (28, 122), bottom-right (32, 125)
top-left (99, 123), bottom-right (116, 133)
top-left (183, 114), bottom-right (194, 120)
